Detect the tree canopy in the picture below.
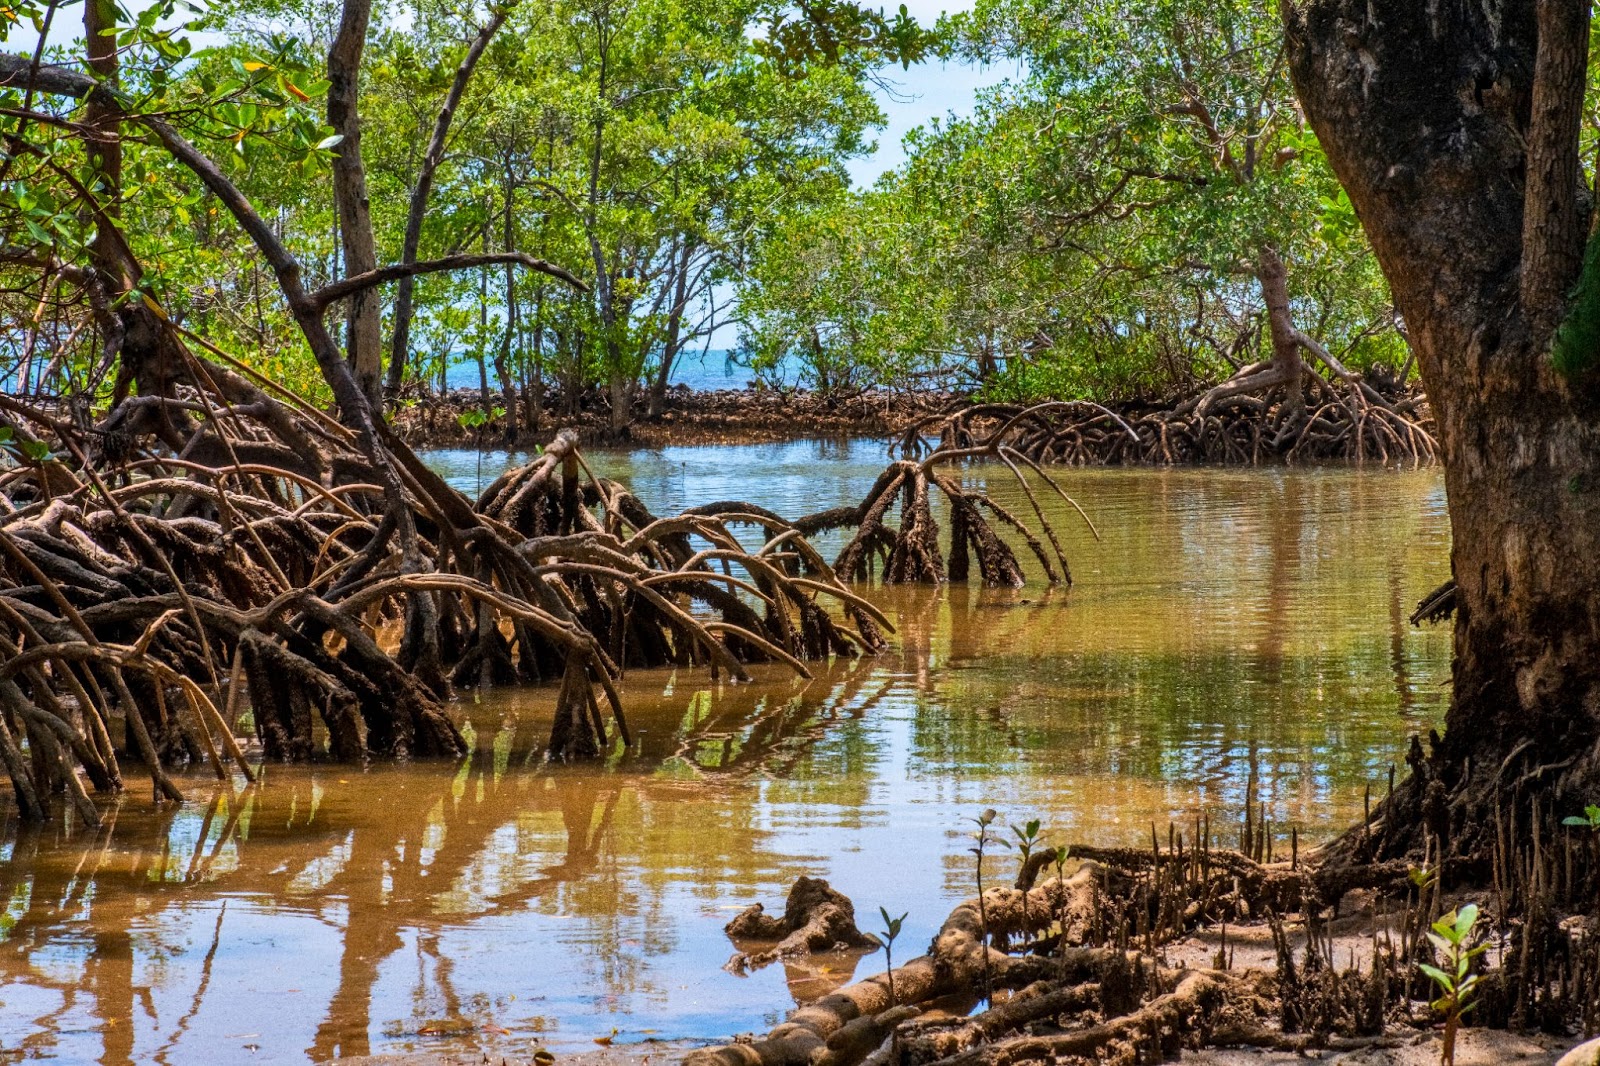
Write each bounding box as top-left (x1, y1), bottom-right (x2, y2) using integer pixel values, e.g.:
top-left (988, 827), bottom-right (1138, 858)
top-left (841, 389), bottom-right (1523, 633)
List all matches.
top-left (0, 0), bottom-right (1417, 430)
top-left (0, 0), bottom-right (908, 429)
top-left (738, 0), bottom-right (1406, 405)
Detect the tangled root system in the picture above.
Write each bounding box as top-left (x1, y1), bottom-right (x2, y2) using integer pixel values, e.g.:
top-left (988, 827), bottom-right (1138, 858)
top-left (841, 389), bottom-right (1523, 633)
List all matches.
top-left (896, 370), bottom-right (1436, 468)
top-left (0, 348), bottom-right (887, 825)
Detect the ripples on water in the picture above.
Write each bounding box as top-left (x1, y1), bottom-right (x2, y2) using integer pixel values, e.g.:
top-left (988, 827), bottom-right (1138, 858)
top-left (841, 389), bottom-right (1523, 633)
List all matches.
top-left (0, 440), bottom-right (1453, 1063)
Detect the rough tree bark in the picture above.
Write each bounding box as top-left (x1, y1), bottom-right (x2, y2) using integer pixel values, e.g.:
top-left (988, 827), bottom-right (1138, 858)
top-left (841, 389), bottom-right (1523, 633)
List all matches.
top-left (1284, 0), bottom-right (1600, 855)
top-left (328, 0), bottom-right (383, 408)
top-left (1256, 243), bottom-right (1305, 411)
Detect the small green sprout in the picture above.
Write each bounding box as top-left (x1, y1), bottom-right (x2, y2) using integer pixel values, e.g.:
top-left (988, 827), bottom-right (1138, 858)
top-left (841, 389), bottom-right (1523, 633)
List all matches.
top-left (1012, 818), bottom-right (1042, 865)
top-left (1418, 904), bottom-right (1487, 1066)
top-left (1012, 818), bottom-right (1043, 926)
top-left (1561, 804), bottom-right (1600, 831)
top-left (969, 809), bottom-right (1009, 1002)
top-left (878, 907), bottom-right (907, 1003)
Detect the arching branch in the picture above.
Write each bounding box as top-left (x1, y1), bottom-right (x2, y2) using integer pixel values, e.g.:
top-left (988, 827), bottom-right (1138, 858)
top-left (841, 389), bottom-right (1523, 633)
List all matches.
top-left (311, 252), bottom-right (586, 311)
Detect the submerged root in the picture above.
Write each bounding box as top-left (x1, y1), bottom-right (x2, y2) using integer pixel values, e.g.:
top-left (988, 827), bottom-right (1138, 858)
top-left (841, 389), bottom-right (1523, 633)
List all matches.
top-left (0, 353), bottom-right (886, 820)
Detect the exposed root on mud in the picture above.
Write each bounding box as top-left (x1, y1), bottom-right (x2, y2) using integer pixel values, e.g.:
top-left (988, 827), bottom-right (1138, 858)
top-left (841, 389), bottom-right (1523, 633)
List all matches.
top-left (725, 876), bottom-right (883, 973)
top-left (690, 813), bottom-right (1600, 1066)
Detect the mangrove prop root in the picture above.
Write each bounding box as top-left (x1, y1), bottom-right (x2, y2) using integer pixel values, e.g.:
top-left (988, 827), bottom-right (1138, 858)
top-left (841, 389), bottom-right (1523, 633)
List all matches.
top-left (797, 432), bottom-right (1091, 590)
top-left (893, 380), bottom-right (1437, 470)
top-left (0, 361), bottom-right (884, 820)
top-left (813, 384), bottom-right (1433, 589)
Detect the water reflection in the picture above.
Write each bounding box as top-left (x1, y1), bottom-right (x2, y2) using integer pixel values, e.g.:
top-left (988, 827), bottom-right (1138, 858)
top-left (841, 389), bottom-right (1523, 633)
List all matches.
top-left (0, 451), bottom-right (1453, 1063)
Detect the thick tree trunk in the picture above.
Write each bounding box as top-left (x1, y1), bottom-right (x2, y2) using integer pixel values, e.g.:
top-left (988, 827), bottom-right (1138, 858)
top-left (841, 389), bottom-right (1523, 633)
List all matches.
top-left (1256, 243), bottom-right (1304, 412)
top-left (609, 363), bottom-right (631, 434)
top-left (1520, 0), bottom-right (1590, 335)
top-left (1285, 1), bottom-right (1600, 855)
top-left (328, 0), bottom-right (383, 408)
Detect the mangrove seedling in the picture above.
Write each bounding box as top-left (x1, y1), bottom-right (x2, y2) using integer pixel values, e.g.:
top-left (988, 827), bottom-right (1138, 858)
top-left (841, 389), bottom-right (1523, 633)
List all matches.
top-left (1561, 804), bottom-right (1600, 831)
top-left (1013, 817), bottom-right (1042, 868)
top-left (969, 808), bottom-right (1009, 1002)
top-left (1052, 843), bottom-right (1072, 971)
top-left (878, 907), bottom-right (907, 1003)
top-left (1419, 904), bottom-right (1487, 1066)
top-left (1013, 818), bottom-right (1042, 927)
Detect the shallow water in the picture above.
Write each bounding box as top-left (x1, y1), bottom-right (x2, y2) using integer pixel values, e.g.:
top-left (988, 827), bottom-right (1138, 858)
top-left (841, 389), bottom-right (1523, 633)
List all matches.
top-left (0, 441), bottom-right (1452, 1064)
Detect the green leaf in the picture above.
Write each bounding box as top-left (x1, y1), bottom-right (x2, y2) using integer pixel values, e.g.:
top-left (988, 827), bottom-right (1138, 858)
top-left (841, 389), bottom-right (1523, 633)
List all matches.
top-left (1417, 964), bottom-right (1452, 990)
top-left (315, 134), bottom-right (345, 151)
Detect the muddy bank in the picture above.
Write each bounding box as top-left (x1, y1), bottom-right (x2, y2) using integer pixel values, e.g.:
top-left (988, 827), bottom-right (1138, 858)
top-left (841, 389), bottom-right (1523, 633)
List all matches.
top-left (330, 1050), bottom-right (698, 1066)
top-left (388, 387), bottom-right (958, 448)
top-left (325, 1031), bottom-right (1582, 1066)
top-left (1182, 1029), bottom-right (1572, 1063)
top-left (681, 836), bottom-right (1599, 1066)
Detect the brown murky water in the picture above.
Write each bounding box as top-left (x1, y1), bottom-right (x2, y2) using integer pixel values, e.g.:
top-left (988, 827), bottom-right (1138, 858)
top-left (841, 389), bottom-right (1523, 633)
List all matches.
top-left (0, 442), bottom-right (1452, 1063)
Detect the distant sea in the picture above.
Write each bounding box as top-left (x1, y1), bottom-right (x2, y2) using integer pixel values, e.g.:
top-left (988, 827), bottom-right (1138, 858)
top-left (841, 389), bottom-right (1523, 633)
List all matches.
top-left (0, 349), bottom-right (787, 395)
top-left (442, 349), bottom-right (776, 393)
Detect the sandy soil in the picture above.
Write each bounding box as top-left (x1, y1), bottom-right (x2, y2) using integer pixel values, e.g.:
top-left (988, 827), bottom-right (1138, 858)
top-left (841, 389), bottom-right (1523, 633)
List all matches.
top-left (329, 890), bottom-right (1599, 1066)
top-left (1184, 1029), bottom-right (1576, 1064)
top-left (329, 1031), bottom-right (1594, 1066)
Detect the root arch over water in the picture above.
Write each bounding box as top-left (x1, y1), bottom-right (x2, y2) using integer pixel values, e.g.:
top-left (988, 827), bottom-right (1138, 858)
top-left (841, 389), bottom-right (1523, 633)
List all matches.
top-left (895, 379), bottom-right (1437, 468)
top-left (794, 418), bottom-right (1102, 590)
top-left (0, 362), bottom-right (887, 823)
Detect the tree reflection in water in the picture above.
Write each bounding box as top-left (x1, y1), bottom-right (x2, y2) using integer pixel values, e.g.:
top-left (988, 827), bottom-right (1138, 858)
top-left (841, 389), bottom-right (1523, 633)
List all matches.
top-left (0, 464), bottom-right (1455, 1064)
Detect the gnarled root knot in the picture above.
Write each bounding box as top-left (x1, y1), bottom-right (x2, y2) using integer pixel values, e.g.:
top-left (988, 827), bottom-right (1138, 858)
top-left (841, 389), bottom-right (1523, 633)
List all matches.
top-left (725, 876), bottom-right (883, 973)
